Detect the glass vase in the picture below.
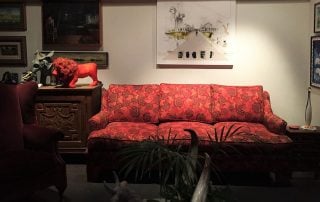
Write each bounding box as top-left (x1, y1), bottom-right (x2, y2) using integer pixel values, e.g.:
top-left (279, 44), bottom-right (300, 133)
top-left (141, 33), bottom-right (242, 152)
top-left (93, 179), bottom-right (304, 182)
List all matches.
top-left (304, 86), bottom-right (312, 127)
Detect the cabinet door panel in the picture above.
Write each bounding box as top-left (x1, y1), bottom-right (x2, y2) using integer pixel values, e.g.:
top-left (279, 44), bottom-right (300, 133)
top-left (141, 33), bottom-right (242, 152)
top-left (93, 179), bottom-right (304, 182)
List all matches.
top-left (35, 102), bottom-right (82, 141)
top-left (35, 85), bottom-right (102, 153)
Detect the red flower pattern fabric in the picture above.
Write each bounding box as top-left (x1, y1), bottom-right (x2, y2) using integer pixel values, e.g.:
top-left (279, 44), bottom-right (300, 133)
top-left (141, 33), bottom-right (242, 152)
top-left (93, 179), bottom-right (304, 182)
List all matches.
top-left (88, 111), bottom-right (109, 133)
top-left (210, 122), bottom-right (292, 144)
top-left (100, 87), bottom-right (108, 111)
top-left (159, 84), bottom-right (212, 123)
top-left (107, 84), bottom-right (160, 123)
top-left (88, 122), bottom-right (158, 150)
top-left (158, 121), bottom-right (215, 145)
top-left (157, 121), bottom-right (291, 145)
top-left (262, 91), bottom-right (287, 134)
top-left (89, 122), bottom-right (157, 140)
top-left (87, 84), bottom-right (290, 153)
top-left (88, 88), bottom-right (109, 132)
top-left (211, 84), bottom-right (264, 123)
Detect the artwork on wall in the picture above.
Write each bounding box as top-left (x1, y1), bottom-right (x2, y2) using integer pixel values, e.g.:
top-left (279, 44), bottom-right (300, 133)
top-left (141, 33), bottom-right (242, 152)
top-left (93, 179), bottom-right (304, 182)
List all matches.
top-left (41, 51), bottom-right (108, 69)
top-left (311, 36), bottom-right (320, 88)
top-left (0, 36), bottom-right (27, 67)
top-left (314, 2), bottom-right (320, 33)
top-left (42, 0), bottom-right (101, 51)
top-left (156, 0), bottom-right (236, 67)
top-left (0, 3), bottom-right (26, 31)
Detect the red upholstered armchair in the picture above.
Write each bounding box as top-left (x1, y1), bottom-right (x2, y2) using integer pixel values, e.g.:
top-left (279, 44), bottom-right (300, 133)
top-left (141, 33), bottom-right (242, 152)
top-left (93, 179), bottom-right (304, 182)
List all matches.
top-left (0, 81), bottom-right (67, 201)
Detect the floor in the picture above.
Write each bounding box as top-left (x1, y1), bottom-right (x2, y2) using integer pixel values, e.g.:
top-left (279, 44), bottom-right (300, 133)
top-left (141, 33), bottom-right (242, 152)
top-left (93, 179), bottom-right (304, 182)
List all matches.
top-left (21, 164), bottom-right (320, 202)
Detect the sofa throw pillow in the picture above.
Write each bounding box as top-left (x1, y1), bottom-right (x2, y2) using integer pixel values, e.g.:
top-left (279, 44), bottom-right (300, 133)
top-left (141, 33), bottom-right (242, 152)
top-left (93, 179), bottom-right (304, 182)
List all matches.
top-left (159, 84), bottom-right (213, 123)
top-left (107, 84), bottom-right (160, 123)
top-left (211, 84), bottom-right (264, 123)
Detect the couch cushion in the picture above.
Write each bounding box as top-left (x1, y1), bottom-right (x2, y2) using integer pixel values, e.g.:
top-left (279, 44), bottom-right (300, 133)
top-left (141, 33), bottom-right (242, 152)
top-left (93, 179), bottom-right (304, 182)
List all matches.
top-left (210, 122), bottom-right (292, 144)
top-left (107, 84), bottom-right (160, 123)
top-left (211, 84), bottom-right (264, 123)
top-left (159, 84), bottom-right (212, 123)
top-left (0, 84), bottom-right (23, 151)
top-left (158, 121), bottom-right (215, 145)
top-left (17, 81), bottom-right (38, 124)
top-left (88, 122), bottom-right (158, 150)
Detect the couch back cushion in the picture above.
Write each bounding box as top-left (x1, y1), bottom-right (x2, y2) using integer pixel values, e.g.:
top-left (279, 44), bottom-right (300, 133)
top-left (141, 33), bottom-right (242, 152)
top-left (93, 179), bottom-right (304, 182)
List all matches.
top-left (17, 81), bottom-right (38, 124)
top-left (211, 84), bottom-right (264, 122)
top-left (0, 84), bottom-right (24, 151)
top-left (159, 84), bottom-right (212, 123)
top-left (107, 84), bottom-right (160, 123)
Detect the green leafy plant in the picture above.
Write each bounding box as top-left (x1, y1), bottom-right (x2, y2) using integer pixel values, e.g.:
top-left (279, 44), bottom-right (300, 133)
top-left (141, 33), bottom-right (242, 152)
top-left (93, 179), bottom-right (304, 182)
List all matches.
top-left (118, 130), bottom-right (199, 201)
top-left (207, 124), bottom-right (245, 157)
top-left (118, 124), bottom-right (245, 202)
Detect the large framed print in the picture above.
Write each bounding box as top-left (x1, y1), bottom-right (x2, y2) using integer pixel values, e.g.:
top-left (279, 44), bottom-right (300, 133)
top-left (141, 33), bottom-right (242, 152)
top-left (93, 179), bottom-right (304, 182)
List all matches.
top-left (0, 36), bottom-right (27, 67)
top-left (315, 2), bottom-right (320, 33)
top-left (42, 0), bottom-right (101, 51)
top-left (311, 36), bottom-right (320, 88)
top-left (157, 0), bottom-right (236, 67)
top-left (0, 3), bottom-right (26, 31)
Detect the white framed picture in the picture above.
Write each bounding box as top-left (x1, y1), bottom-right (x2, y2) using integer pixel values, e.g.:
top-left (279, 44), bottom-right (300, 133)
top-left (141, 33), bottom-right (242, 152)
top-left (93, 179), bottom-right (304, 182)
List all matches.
top-left (157, 0), bottom-right (236, 67)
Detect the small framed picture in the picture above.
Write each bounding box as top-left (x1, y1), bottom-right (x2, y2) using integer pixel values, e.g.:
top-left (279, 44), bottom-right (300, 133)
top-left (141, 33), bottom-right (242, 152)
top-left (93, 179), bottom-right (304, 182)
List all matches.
top-left (0, 36), bottom-right (27, 67)
top-left (0, 3), bottom-right (26, 31)
top-left (310, 36), bottom-right (320, 88)
top-left (41, 51), bottom-right (108, 69)
top-left (315, 2), bottom-right (320, 33)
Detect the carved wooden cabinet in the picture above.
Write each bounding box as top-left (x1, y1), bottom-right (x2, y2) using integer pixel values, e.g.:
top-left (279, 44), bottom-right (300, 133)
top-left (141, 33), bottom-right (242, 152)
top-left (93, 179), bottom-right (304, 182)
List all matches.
top-left (35, 84), bottom-right (102, 153)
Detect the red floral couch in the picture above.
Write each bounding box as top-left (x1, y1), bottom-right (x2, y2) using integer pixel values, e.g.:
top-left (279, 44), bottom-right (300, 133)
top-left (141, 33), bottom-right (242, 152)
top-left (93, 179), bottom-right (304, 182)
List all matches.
top-left (86, 84), bottom-right (292, 182)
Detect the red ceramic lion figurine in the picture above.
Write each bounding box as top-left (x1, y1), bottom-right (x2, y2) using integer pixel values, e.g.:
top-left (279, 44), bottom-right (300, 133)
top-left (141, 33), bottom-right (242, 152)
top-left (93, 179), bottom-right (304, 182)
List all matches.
top-left (52, 57), bottom-right (99, 88)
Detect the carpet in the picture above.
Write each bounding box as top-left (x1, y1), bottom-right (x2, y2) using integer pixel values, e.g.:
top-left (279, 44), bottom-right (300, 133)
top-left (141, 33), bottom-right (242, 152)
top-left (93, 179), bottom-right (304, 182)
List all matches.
top-left (15, 164), bottom-right (320, 202)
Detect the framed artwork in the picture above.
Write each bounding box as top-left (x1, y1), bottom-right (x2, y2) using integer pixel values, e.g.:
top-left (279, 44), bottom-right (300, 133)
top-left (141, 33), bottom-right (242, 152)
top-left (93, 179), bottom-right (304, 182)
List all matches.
top-left (311, 36), bottom-right (320, 88)
top-left (42, 0), bottom-right (102, 51)
top-left (42, 51), bottom-right (108, 69)
top-left (0, 36), bottom-right (27, 67)
top-left (315, 2), bottom-right (320, 33)
top-left (0, 3), bottom-right (26, 31)
top-left (157, 0), bottom-right (236, 67)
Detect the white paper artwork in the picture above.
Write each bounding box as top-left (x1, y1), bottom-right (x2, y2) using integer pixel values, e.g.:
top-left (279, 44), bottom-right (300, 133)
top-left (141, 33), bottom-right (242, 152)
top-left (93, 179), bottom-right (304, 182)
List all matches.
top-left (157, 0), bottom-right (236, 66)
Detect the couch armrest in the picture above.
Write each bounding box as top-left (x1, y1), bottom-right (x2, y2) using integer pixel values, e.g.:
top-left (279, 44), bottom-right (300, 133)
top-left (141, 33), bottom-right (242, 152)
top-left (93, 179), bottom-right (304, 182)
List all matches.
top-left (263, 113), bottom-right (287, 134)
top-left (263, 91), bottom-right (287, 134)
top-left (88, 87), bottom-right (109, 132)
top-left (22, 124), bottom-right (64, 152)
top-left (88, 111), bottom-right (109, 132)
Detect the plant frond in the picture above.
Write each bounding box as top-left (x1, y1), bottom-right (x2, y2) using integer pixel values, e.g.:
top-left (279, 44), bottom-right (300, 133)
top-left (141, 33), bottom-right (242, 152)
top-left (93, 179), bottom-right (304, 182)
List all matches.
top-left (117, 128), bottom-right (234, 202)
top-left (219, 125), bottom-right (225, 142)
top-left (223, 123), bottom-right (236, 141)
top-left (167, 128), bottom-right (172, 145)
top-left (214, 127), bottom-right (218, 142)
top-left (224, 125), bottom-right (244, 142)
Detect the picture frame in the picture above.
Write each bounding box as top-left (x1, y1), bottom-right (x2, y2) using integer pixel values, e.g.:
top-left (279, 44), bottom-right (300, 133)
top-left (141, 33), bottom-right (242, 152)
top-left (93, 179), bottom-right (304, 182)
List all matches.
top-left (315, 2), bottom-right (320, 33)
top-left (157, 0), bottom-right (236, 67)
top-left (310, 36), bottom-right (320, 88)
top-left (42, 51), bottom-right (108, 69)
top-left (0, 36), bottom-right (27, 67)
top-left (42, 0), bottom-right (102, 51)
top-left (0, 3), bottom-right (26, 31)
